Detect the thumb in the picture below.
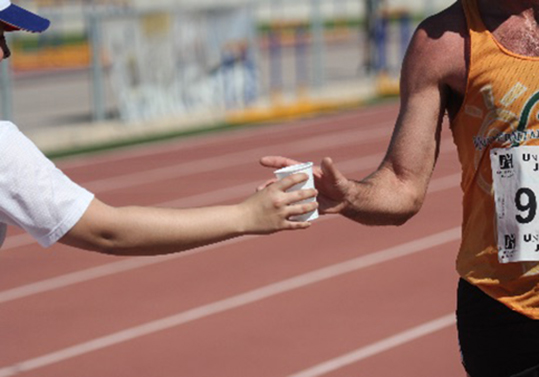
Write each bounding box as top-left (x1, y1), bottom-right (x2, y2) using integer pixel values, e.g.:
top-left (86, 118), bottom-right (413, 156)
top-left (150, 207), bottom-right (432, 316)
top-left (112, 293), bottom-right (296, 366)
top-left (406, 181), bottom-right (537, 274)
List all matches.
top-left (321, 157), bottom-right (346, 184)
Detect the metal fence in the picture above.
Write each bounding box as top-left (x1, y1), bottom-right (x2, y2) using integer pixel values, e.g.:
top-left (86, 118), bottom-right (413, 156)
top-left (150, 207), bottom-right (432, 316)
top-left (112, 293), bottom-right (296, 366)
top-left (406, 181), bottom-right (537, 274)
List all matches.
top-left (0, 0), bottom-right (450, 135)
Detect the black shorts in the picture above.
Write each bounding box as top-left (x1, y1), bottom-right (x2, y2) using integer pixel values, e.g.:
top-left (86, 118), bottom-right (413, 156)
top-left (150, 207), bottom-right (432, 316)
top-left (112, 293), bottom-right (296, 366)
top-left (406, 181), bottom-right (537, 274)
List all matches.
top-left (457, 279), bottom-right (539, 377)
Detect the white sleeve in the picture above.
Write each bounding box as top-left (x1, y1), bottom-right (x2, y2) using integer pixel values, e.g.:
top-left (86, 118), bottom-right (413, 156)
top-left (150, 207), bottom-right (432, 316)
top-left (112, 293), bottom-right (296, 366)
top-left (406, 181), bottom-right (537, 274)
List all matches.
top-left (0, 122), bottom-right (95, 248)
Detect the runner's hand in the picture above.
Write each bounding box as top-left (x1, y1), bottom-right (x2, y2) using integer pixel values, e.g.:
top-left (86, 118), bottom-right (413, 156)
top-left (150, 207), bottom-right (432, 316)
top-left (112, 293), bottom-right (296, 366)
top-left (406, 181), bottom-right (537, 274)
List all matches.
top-left (241, 173), bottom-right (318, 234)
top-left (259, 156), bottom-right (351, 215)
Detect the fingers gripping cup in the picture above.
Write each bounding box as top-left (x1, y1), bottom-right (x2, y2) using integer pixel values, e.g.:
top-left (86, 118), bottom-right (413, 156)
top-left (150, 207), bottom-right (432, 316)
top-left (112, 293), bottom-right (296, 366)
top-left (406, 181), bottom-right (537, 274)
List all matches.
top-left (274, 162), bottom-right (319, 222)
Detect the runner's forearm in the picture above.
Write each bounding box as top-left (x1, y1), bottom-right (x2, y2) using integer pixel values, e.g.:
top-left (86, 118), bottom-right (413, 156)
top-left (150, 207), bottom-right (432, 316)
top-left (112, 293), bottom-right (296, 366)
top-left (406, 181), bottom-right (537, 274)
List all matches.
top-left (341, 167), bottom-right (426, 226)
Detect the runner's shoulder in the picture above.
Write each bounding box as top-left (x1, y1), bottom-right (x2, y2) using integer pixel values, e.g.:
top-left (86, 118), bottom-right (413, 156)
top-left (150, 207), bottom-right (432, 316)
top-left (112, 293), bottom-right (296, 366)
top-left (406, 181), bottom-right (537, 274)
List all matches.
top-left (415, 2), bottom-right (466, 48)
top-left (405, 2), bottom-right (466, 81)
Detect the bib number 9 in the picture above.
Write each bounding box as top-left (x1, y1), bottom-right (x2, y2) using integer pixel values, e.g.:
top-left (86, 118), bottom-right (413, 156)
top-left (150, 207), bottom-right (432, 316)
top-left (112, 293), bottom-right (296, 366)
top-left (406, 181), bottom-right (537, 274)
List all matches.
top-left (491, 147), bottom-right (539, 262)
top-left (516, 188), bottom-right (537, 224)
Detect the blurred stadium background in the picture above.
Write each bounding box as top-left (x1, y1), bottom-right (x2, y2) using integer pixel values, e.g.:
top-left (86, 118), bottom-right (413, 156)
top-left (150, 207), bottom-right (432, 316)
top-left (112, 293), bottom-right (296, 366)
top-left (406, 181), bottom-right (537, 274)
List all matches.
top-left (1, 0), bottom-right (452, 156)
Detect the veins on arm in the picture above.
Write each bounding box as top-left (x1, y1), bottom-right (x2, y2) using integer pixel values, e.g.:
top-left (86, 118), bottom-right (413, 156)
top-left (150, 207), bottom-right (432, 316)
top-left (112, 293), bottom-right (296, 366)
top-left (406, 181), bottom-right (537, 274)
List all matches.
top-left (341, 9), bottom-right (464, 226)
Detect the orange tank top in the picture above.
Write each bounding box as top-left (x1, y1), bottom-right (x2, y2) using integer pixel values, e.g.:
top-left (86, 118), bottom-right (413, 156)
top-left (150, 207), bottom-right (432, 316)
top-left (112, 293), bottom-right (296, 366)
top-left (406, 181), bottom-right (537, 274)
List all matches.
top-left (453, 0), bottom-right (539, 318)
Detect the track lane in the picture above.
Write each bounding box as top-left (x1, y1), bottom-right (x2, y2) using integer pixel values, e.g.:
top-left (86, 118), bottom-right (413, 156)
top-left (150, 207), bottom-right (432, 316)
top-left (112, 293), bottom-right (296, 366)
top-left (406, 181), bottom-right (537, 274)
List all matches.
top-left (0, 106), bottom-right (399, 244)
top-left (303, 326), bottom-right (462, 377)
top-left (0, 135), bottom-right (458, 293)
top-left (0, 224), bottom-right (460, 377)
top-left (0, 232), bottom-right (461, 376)
top-left (0, 153), bottom-right (459, 310)
top-left (56, 104), bottom-right (400, 172)
top-left (0, 103), bottom-right (465, 376)
top-left (0, 174), bottom-right (463, 372)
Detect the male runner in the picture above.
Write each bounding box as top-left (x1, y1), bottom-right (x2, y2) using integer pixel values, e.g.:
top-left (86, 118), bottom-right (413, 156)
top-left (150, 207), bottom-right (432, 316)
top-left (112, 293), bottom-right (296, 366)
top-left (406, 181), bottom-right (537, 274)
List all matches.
top-left (0, 1), bottom-right (318, 255)
top-left (262, 0), bottom-right (539, 375)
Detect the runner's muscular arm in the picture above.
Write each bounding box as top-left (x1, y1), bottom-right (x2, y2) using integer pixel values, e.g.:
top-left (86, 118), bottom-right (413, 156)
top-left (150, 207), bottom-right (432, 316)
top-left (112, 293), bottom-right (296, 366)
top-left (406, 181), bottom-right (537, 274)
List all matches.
top-left (339, 26), bottom-right (451, 225)
top-left (59, 174), bottom-right (318, 256)
top-left (261, 19), bottom-right (460, 226)
top-left (260, 22), bottom-right (456, 226)
top-left (260, 8), bottom-right (465, 225)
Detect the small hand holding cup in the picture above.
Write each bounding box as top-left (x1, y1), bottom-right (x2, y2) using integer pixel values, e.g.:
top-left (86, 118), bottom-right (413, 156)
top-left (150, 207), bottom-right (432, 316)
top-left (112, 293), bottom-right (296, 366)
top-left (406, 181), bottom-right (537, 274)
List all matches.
top-left (260, 156), bottom-right (351, 215)
top-left (274, 162), bottom-right (319, 222)
top-left (241, 173), bottom-right (318, 234)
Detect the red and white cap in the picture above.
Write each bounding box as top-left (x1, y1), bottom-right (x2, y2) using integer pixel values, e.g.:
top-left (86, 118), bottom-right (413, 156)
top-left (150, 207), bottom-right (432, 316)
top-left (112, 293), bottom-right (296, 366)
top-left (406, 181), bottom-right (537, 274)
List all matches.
top-left (0, 0), bottom-right (50, 33)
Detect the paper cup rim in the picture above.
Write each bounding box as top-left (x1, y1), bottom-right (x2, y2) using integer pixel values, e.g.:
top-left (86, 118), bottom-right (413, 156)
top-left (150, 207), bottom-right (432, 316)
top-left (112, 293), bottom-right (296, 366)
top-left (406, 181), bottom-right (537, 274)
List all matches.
top-left (274, 162), bottom-right (313, 175)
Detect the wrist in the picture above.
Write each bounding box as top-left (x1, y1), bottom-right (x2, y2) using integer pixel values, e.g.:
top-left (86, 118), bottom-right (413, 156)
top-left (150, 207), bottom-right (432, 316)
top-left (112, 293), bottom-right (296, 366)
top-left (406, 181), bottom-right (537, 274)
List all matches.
top-left (234, 202), bottom-right (254, 235)
top-left (339, 180), bottom-right (359, 216)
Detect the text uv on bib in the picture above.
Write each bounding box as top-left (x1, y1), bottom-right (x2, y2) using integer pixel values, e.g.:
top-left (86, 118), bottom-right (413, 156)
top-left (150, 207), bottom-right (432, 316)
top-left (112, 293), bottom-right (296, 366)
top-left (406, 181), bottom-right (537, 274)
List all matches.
top-left (491, 146), bottom-right (539, 263)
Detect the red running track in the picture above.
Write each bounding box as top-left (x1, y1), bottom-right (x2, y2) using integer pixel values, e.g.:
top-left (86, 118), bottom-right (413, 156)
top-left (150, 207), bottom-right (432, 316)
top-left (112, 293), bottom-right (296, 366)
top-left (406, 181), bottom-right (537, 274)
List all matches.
top-left (0, 102), bottom-right (465, 377)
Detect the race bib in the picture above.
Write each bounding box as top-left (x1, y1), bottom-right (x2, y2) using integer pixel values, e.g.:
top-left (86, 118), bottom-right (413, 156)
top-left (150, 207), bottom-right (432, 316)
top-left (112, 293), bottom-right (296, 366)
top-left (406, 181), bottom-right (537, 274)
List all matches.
top-left (491, 147), bottom-right (539, 263)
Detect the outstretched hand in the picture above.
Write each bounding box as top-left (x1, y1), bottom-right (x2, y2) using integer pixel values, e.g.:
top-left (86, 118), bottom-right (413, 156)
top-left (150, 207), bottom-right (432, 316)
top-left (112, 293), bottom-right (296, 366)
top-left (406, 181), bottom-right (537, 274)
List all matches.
top-left (242, 172), bottom-right (319, 234)
top-left (259, 156), bottom-right (352, 215)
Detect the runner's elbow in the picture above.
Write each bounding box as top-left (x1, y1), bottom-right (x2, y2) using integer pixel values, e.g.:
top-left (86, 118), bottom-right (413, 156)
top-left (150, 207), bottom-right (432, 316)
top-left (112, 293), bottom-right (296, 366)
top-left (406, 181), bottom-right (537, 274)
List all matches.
top-left (344, 182), bottom-right (425, 226)
top-left (389, 189), bottom-right (424, 225)
top-left (390, 204), bottom-right (421, 225)
top-left (349, 198), bottom-right (423, 226)
top-left (371, 167), bottom-right (427, 225)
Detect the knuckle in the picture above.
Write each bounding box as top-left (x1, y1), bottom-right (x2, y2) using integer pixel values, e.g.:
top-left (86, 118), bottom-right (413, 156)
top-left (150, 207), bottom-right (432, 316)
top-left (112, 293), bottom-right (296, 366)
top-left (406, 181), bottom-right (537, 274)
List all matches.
top-left (296, 173), bottom-right (308, 182)
top-left (285, 177), bottom-right (297, 186)
top-left (292, 222), bottom-right (308, 230)
top-left (272, 197), bottom-right (285, 209)
top-left (302, 189), bottom-right (316, 198)
top-left (296, 190), bottom-right (308, 199)
top-left (266, 186), bottom-right (279, 196)
top-left (285, 222), bottom-right (298, 230)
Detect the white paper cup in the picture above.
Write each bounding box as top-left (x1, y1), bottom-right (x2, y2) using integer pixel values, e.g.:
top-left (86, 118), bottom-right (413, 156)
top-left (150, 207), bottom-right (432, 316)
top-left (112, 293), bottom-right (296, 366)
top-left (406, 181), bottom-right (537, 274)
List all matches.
top-left (274, 162), bottom-right (319, 222)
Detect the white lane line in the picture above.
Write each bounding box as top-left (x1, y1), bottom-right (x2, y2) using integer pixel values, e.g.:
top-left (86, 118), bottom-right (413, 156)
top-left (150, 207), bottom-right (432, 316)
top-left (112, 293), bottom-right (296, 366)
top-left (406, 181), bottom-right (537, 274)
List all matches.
top-left (0, 159), bottom-right (461, 304)
top-left (59, 106), bottom-right (397, 170)
top-left (0, 120), bottom-right (400, 249)
top-left (0, 227), bottom-right (460, 376)
top-left (0, 237), bottom-right (253, 305)
top-left (82, 124), bottom-right (394, 193)
top-left (287, 314), bottom-right (456, 377)
top-left (0, 147), bottom-right (388, 250)
top-left (162, 139), bottom-right (457, 208)
top-left (1, 137), bottom-right (457, 250)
